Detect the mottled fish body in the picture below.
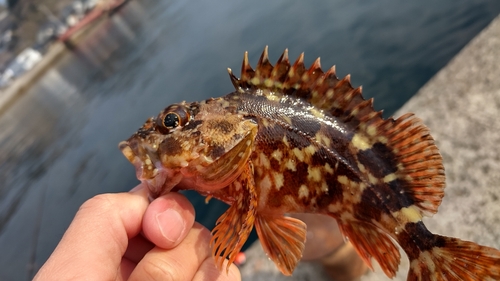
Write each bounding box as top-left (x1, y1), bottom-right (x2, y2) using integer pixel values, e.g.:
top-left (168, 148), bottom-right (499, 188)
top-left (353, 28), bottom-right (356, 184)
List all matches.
top-left (120, 47), bottom-right (500, 280)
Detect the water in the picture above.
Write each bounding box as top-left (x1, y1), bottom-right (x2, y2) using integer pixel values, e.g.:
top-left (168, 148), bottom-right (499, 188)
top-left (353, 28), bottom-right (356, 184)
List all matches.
top-left (0, 0), bottom-right (499, 279)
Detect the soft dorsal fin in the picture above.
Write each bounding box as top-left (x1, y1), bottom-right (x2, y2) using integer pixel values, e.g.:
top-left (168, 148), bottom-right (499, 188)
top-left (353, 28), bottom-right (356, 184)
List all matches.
top-left (228, 47), bottom-right (446, 216)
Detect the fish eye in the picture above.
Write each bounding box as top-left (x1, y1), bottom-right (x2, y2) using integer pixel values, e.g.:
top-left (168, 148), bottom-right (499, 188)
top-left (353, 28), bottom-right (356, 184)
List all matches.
top-left (163, 113), bottom-right (180, 128)
top-left (158, 105), bottom-right (190, 131)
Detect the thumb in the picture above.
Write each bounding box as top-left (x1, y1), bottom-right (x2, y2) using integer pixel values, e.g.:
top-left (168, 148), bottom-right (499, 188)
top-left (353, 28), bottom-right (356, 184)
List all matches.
top-left (142, 192), bottom-right (196, 249)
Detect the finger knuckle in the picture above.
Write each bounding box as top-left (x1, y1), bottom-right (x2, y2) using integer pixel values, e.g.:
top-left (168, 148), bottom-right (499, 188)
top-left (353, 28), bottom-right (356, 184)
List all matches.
top-left (79, 193), bottom-right (120, 213)
top-left (140, 258), bottom-right (179, 281)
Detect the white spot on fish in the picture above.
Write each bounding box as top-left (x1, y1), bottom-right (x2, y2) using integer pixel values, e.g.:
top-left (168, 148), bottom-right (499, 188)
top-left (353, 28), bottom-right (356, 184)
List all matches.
top-left (307, 166), bottom-right (322, 182)
top-left (259, 153), bottom-right (271, 169)
top-left (260, 174), bottom-right (272, 191)
top-left (271, 150), bottom-right (283, 161)
top-left (234, 181), bottom-right (242, 191)
top-left (337, 175), bottom-right (349, 185)
top-left (292, 148), bottom-right (305, 162)
top-left (266, 94), bottom-right (280, 101)
top-left (298, 185), bottom-right (309, 199)
top-left (315, 132), bottom-right (331, 147)
top-left (324, 163), bottom-right (334, 174)
top-left (304, 145), bottom-right (316, 156)
top-left (352, 133), bottom-right (372, 150)
top-left (310, 107), bottom-right (324, 119)
top-left (282, 115), bottom-right (292, 125)
top-left (273, 172), bottom-right (284, 190)
top-left (383, 173), bottom-right (398, 183)
top-left (366, 125), bottom-right (377, 137)
top-left (285, 159), bottom-right (296, 171)
top-left (396, 206), bottom-right (422, 223)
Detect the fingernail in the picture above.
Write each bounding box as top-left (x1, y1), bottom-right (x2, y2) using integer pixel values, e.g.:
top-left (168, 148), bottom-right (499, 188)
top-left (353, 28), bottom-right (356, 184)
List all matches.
top-left (156, 209), bottom-right (185, 243)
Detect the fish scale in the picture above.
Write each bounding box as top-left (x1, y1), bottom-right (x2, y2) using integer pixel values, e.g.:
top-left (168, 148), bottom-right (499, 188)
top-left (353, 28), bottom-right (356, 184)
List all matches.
top-left (119, 46), bottom-right (500, 280)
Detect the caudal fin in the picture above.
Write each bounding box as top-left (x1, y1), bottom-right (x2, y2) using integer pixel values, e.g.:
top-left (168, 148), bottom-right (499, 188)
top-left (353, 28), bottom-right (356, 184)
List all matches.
top-left (408, 235), bottom-right (500, 281)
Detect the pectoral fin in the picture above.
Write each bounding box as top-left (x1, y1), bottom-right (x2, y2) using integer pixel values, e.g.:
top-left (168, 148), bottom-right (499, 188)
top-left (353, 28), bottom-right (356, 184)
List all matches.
top-left (210, 161), bottom-right (258, 272)
top-left (255, 215), bottom-right (307, 276)
top-left (184, 119), bottom-right (258, 190)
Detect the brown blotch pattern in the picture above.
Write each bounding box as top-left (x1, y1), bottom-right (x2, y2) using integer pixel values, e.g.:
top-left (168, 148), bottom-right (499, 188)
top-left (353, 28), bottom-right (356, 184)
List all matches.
top-left (397, 221), bottom-right (441, 260)
top-left (386, 179), bottom-right (414, 207)
top-left (159, 136), bottom-right (183, 156)
top-left (182, 119), bottom-right (203, 131)
top-left (214, 120), bottom-right (235, 134)
top-left (356, 142), bottom-right (399, 178)
top-left (208, 145), bottom-right (226, 159)
top-left (355, 188), bottom-right (383, 222)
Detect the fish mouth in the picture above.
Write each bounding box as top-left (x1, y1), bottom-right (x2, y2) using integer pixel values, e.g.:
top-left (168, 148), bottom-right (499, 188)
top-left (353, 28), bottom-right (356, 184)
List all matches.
top-left (118, 140), bottom-right (157, 179)
top-left (119, 141), bottom-right (140, 166)
top-left (119, 140), bottom-right (182, 198)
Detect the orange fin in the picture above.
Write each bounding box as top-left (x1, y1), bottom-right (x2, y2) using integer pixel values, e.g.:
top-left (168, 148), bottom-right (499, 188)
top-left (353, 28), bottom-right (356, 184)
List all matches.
top-left (254, 215), bottom-right (307, 276)
top-left (210, 162), bottom-right (257, 273)
top-left (408, 236), bottom-right (500, 281)
top-left (373, 113), bottom-right (445, 216)
top-left (228, 46), bottom-right (365, 122)
top-left (338, 220), bottom-right (401, 278)
top-left (353, 112), bottom-right (445, 217)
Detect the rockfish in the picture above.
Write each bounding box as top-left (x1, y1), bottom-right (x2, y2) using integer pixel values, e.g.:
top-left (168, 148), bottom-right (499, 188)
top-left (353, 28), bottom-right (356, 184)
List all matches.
top-left (119, 47), bottom-right (500, 280)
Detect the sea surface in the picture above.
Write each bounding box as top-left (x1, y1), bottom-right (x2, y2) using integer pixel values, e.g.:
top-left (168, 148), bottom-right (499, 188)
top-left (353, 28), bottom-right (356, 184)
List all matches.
top-left (0, 1), bottom-right (499, 279)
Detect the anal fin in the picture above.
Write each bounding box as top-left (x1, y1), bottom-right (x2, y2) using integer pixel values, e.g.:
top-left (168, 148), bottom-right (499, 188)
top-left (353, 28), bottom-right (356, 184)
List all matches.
top-left (255, 215), bottom-right (307, 276)
top-left (338, 219), bottom-right (401, 278)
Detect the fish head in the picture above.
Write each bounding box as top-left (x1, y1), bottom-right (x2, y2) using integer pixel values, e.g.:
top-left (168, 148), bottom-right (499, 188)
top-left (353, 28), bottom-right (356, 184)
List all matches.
top-left (119, 99), bottom-right (258, 198)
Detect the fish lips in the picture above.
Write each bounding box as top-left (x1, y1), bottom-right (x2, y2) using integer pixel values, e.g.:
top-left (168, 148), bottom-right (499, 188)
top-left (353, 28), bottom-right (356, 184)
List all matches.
top-left (119, 139), bottom-right (182, 198)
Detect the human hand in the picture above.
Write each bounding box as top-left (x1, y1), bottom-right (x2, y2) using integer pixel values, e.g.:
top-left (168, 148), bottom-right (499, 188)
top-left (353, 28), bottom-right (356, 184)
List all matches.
top-left (34, 183), bottom-right (241, 281)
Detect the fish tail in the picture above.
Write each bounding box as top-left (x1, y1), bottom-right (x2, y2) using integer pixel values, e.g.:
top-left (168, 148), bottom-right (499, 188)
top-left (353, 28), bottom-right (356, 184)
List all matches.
top-left (407, 235), bottom-right (500, 281)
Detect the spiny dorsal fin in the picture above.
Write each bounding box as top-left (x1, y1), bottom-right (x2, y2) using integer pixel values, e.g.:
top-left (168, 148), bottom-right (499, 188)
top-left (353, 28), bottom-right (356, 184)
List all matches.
top-left (228, 46), bottom-right (373, 127)
top-left (228, 47), bottom-right (446, 216)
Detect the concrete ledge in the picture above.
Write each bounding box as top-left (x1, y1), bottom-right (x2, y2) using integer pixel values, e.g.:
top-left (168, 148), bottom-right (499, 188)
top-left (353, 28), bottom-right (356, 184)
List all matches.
top-left (0, 42), bottom-right (66, 115)
top-left (365, 13), bottom-right (500, 281)
top-left (241, 14), bottom-right (500, 281)
top-left (0, 11), bottom-right (110, 115)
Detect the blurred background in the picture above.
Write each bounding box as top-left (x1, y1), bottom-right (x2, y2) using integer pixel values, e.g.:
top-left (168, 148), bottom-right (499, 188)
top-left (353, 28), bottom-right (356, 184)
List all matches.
top-left (0, 0), bottom-right (499, 280)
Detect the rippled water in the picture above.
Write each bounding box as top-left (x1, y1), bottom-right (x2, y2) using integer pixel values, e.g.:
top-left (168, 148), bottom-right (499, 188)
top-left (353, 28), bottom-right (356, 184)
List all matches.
top-left (0, 0), bottom-right (499, 279)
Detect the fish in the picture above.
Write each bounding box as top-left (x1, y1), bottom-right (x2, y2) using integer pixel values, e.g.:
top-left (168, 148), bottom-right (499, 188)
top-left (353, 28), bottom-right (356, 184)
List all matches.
top-left (119, 46), bottom-right (500, 280)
